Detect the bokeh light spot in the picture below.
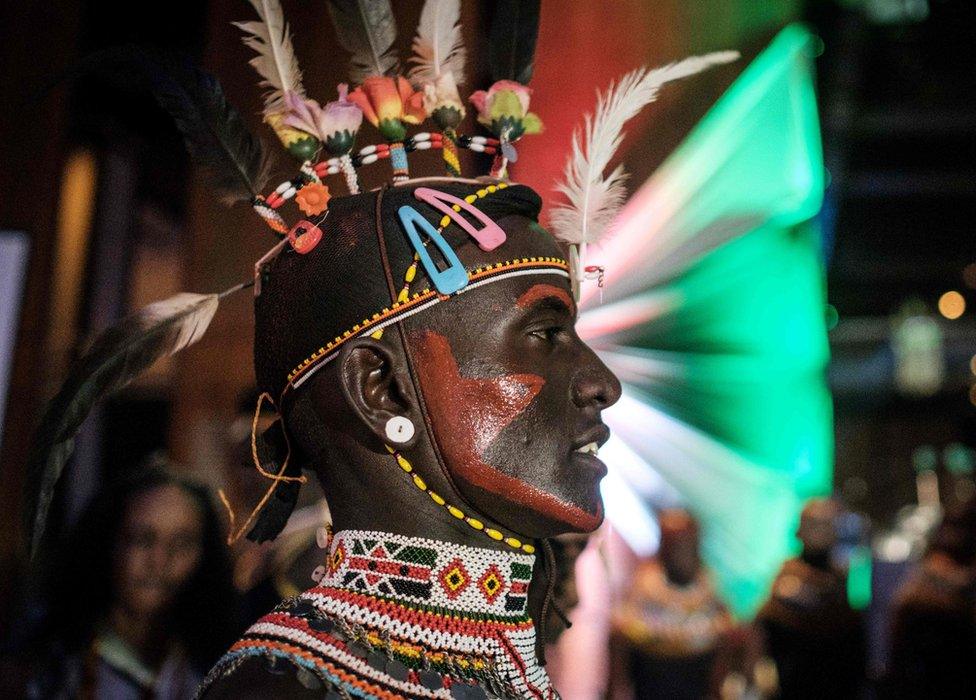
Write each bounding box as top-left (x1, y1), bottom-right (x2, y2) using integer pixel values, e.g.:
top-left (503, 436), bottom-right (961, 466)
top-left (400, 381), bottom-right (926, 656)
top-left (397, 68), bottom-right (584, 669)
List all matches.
top-left (938, 291), bottom-right (965, 320)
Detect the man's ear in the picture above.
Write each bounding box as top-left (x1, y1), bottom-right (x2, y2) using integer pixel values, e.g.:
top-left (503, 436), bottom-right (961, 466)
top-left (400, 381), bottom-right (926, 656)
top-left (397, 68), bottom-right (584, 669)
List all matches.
top-left (337, 337), bottom-right (420, 448)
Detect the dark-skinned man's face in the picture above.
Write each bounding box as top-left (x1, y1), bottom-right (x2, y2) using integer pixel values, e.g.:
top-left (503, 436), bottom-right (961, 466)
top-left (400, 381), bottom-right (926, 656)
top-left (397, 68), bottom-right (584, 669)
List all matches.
top-left (405, 214), bottom-right (621, 539)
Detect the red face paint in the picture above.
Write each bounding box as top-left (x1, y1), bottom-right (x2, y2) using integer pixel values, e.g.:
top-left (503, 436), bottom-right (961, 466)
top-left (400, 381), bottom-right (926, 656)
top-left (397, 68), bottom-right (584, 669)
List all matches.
top-left (412, 331), bottom-right (601, 531)
top-left (516, 284), bottom-right (576, 315)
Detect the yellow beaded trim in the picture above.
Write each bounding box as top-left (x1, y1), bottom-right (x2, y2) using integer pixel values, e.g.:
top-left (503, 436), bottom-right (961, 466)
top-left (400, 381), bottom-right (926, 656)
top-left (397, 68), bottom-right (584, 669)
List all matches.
top-left (385, 445), bottom-right (536, 555)
top-left (377, 182), bottom-right (510, 340)
top-left (284, 256), bottom-right (569, 388)
top-left (362, 632), bottom-right (488, 669)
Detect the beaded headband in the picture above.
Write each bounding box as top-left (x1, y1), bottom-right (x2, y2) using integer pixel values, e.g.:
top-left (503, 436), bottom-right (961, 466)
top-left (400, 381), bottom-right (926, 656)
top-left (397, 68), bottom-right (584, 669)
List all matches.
top-left (284, 256), bottom-right (570, 397)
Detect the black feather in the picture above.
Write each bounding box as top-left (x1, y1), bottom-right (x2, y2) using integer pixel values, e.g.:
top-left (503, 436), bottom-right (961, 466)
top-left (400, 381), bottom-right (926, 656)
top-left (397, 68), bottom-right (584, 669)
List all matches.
top-left (245, 419), bottom-right (303, 543)
top-left (489, 0), bottom-right (541, 85)
top-left (23, 293), bottom-right (221, 560)
top-left (148, 58), bottom-right (272, 204)
top-left (31, 47), bottom-right (272, 205)
top-left (325, 0), bottom-right (400, 85)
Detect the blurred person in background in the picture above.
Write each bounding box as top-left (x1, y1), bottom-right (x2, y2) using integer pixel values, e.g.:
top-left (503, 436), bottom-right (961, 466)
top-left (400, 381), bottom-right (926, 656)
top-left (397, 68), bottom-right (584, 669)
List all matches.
top-left (610, 509), bottom-right (733, 699)
top-left (14, 464), bottom-right (241, 699)
top-left (755, 498), bottom-right (865, 698)
top-left (883, 494), bottom-right (976, 699)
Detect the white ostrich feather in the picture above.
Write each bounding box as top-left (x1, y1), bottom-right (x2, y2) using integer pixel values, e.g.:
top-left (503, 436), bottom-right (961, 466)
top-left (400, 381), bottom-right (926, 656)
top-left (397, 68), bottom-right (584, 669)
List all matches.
top-left (234, 0), bottom-right (305, 115)
top-left (550, 51), bottom-right (739, 248)
top-left (408, 0), bottom-right (466, 86)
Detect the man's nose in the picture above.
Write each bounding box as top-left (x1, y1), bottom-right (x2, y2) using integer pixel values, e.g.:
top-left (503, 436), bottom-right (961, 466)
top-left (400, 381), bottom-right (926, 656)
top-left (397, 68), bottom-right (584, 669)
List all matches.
top-left (572, 345), bottom-right (622, 410)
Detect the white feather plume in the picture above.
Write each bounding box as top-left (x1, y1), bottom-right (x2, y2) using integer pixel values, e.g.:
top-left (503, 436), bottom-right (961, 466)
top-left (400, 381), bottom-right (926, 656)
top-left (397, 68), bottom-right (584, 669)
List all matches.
top-left (550, 51), bottom-right (739, 247)
top-left (234, 0), bottom-right (305, 115)
top-left (408, 0), bottom-right (466, 86)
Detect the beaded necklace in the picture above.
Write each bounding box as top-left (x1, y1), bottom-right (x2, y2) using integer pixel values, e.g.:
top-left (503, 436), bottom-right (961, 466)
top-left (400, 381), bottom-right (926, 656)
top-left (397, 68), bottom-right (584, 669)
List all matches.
top-left (201, 530), bottom-right (558, 699)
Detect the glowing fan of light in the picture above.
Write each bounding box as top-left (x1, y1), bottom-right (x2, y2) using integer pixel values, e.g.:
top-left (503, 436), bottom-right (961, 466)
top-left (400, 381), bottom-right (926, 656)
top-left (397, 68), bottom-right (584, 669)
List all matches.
top-left (581, 25), bottom-right (831, 616)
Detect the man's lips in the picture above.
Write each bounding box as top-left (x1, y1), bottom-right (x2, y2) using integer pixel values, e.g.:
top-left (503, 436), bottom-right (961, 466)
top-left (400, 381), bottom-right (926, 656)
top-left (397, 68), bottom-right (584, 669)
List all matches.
top-left (572, 423), bottom-right (611, 455)
top-left (571, 423), bottom-right (611, 479)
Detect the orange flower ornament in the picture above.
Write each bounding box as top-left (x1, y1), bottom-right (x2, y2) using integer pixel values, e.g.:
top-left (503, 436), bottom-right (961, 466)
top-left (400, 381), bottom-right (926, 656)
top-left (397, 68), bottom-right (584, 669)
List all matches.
top-left (347, 76), bottom-right (427, 142)
top-left (295, 182), bottom-right (331, 216)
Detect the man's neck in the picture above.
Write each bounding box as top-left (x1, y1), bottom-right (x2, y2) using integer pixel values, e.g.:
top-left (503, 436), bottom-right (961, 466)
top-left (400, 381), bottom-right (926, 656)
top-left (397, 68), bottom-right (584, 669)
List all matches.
top-left (317, 528), bottom-right (535, 620)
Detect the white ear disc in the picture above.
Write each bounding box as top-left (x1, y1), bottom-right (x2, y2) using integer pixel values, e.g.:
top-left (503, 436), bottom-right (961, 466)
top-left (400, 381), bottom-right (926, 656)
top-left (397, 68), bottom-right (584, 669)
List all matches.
top-left (385, 416), bottom-right (415, 443)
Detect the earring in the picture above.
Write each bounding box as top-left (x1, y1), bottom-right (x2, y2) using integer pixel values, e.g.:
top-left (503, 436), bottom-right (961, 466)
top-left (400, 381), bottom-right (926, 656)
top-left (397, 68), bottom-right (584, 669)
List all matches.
top-left (385, 416), bottom-right (415, 443)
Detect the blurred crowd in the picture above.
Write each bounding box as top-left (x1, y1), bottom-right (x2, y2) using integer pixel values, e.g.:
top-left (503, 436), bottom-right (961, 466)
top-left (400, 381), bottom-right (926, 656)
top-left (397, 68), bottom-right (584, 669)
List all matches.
top-left (607, 497), bottom-right (976, 699)
top-left (2, 465), bottom-right (975, 699)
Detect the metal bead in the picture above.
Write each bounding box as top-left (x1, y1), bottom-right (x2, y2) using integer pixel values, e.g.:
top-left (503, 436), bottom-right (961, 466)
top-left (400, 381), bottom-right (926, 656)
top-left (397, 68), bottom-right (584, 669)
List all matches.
top-left (386, 658), bottom-right (410, 682)
top-left (308, 616), bottom-right (335, 634)
top-left (264, 655), bottom-right (289, 675)
top-left (366, 651), bottom-right (388, 672)
top-left (346, 641), bottom-right (369, 659)
top-left (292, 599), bottom-right (317, 617)
top-left (295, 667), bottom-right (322, 689)
top-left (500, 141), bottom-right (518, 162)
top-left (451, 682), bottom-right (488, 699)
top-left (418, 668), bottom-right (444, 690)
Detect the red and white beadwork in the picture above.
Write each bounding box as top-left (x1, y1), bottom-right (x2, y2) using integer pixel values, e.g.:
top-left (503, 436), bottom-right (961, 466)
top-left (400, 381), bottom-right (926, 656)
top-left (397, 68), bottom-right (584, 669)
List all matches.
top-left (322, 531), bottom-right (533, 617)
top-left (205, 529), bottom-right (556, 699)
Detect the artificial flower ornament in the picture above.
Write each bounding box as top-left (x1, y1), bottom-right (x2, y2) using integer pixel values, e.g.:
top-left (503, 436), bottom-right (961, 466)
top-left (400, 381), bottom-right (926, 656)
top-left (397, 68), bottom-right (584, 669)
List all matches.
top-left (295, 182), bottom-right (331, 216)
top-left (284, 85), bottom-right (363, 157)
top-left (265, 112), bottom-right (321, 162)
top-left (423, 71), bottom-right (465, 128)
top-left (285, 85), bottom-right (364, 193)
top-left (469, 79), bottom-right (543, 140)
top-left (348, 75), bottom-right (427, 142)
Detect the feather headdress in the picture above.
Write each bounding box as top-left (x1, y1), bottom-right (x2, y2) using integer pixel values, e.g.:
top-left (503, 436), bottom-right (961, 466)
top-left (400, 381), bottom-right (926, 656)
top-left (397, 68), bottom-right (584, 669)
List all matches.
top-left (233, 0), bottom-right (306, 116)
top-left (408, 0), bottom-right (465, 86)
top-left (488, 0), bottom-right (540, 85)
top-left (23, 288), bottom-right (249, 559)
top-left (326, 0), bottom-right (400, 84)
top-left (550, 51), bottom-right (739, 289)
top-left (150, 61), bottom-right (272, 204)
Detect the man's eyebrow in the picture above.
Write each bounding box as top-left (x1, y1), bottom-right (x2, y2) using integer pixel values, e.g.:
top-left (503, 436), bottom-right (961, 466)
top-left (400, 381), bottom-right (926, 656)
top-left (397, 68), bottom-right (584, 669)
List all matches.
top-left (516, 284), bottom-right (576, 315)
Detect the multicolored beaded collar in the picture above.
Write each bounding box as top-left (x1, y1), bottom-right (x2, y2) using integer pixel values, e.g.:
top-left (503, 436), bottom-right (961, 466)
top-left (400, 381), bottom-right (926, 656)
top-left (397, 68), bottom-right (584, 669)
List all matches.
top-left (200, 530), bottom-right (556, 699)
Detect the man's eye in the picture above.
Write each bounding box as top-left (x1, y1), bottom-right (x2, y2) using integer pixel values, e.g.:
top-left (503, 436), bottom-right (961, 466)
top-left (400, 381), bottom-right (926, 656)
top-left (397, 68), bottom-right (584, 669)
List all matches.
top-left (530, 326), bottom-right (566, 343)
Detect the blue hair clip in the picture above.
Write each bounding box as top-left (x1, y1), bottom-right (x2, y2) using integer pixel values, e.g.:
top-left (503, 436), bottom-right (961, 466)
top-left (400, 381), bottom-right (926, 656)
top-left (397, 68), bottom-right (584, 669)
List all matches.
top-left (397, 206), bottom-right (469, 295)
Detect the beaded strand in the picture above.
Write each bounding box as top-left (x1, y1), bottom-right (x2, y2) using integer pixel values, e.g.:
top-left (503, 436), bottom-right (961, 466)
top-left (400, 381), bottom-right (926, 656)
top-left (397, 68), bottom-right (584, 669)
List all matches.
top-left (384, 446), bottom-right (536, 556)
top-left (373, 181), bottom-right (510, 342)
